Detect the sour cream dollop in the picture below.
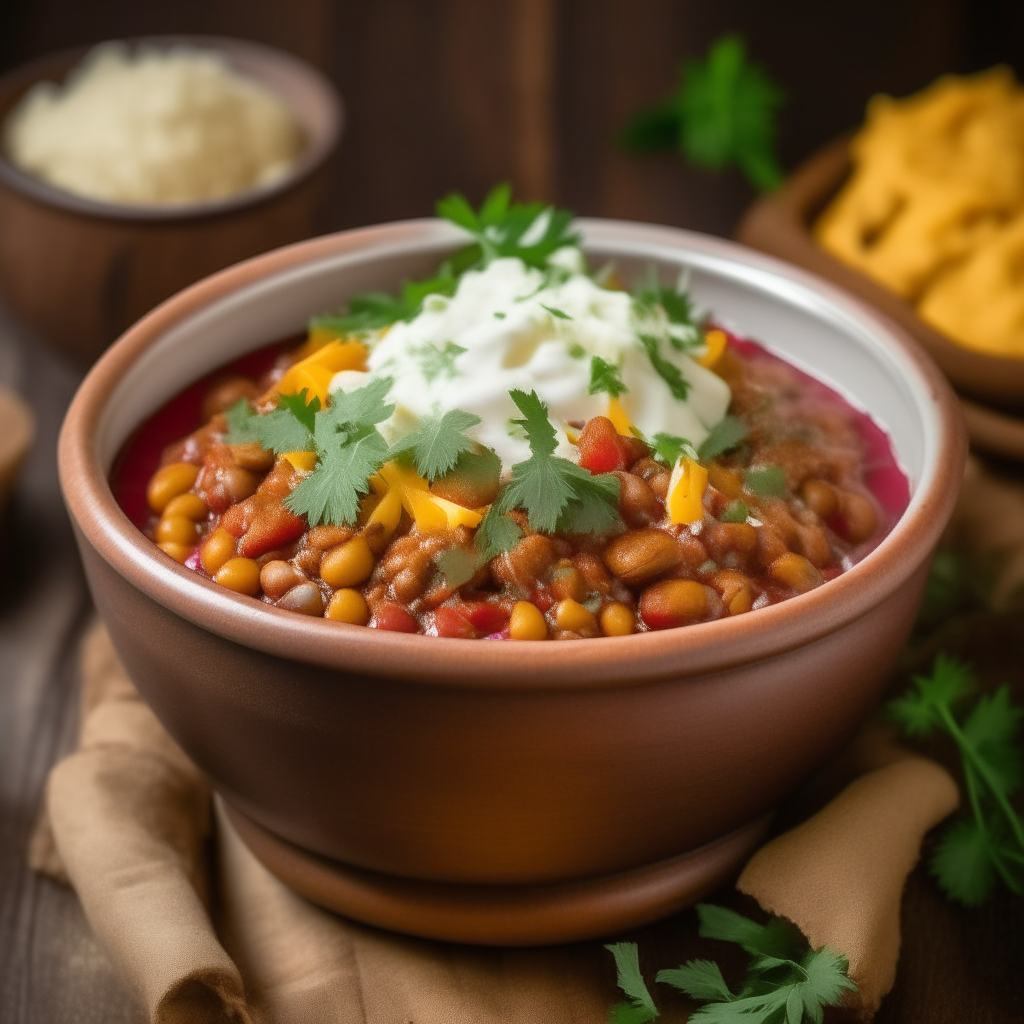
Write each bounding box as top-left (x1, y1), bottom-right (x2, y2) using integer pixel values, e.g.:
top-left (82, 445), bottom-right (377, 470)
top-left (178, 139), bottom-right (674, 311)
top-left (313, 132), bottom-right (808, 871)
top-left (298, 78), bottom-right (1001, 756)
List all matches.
top-left (329, 251), bottom-right (731, 468)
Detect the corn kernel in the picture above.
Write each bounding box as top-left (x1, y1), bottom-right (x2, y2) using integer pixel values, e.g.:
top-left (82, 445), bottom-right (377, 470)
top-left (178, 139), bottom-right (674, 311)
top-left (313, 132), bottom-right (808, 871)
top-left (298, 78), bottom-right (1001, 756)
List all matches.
top-left (156, 515), bottom-right (200, 546)
top-left (555, 598), bottom-right (598, 634)
top-left (320, 537), bottom-right (375, 589)
top-left (200, 528), bottom-right (237, 574)
top-left (509, 601), bottom-right (548, 640)
top-left (158, 541), bottom-right (192, 564)
top-left (326, 588), bottom-right (370, 625)
top-left (147, 463), bottom-right (199, 513)
top-left (214, 557), bottom-right (262, 596)
top-left (599, 602), bottom-right (635, 636)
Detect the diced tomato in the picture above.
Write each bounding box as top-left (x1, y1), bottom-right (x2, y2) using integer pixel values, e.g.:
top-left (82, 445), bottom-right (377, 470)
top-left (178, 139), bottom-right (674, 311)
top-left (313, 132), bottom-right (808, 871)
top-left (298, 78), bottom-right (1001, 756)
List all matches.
top-left (238, 503), bottom-right (307, 558)
top-left (460, 601), bottom-right (509, 635)
top-left (577, 415), bottom-right (632, 473)
top-left (433, 605), bottom-right (478, 639)
top-left (373, 603), bottom-right (419, 633)
top-left (530, 588), bottom-right (555, 612)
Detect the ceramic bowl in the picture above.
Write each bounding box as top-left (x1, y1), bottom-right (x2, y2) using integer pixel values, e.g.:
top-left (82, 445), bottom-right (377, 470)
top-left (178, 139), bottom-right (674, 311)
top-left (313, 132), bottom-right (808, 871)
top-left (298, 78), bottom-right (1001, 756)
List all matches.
top-left (0, 36), bottom-right (342, 366)
top-left (736, 137), bottom-right (1024, 461)
top-left (58, 220), bottom-right (966, 945)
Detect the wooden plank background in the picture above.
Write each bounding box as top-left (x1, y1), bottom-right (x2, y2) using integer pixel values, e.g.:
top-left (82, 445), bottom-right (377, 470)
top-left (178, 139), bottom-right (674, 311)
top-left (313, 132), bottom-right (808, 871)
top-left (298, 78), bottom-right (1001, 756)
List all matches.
top-left (1, 0), bottom-right (1020, 236)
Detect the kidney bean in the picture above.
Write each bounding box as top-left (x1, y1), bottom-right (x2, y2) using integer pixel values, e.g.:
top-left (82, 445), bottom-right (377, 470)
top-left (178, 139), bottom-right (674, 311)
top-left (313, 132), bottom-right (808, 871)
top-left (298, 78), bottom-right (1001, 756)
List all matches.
top-left (603, 528), bottom-right (682, 586)
top-left (260, 560), bottom-right (304, 599)
top-left (277, 582), bottom-right (324, 616)
top-left (614, 471), bottom-right (663, 527)
top-left (639, 579), bottom-right (709, 630)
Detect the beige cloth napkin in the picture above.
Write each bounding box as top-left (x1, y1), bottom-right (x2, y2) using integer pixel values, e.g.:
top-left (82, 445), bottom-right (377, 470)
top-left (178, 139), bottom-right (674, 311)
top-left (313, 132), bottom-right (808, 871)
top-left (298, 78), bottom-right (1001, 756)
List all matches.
top-left (30, 622), bottom-right (958, 1023)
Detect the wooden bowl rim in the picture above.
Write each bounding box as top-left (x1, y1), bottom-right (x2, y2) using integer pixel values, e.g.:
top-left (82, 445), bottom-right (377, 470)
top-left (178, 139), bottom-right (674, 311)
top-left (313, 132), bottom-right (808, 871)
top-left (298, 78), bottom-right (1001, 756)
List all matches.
top-left (0, 35), bottom-right (343, 223)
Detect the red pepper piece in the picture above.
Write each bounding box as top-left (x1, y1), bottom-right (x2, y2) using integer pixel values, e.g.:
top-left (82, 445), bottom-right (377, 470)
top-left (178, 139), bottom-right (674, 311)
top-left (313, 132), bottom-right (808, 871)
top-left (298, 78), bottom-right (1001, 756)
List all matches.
top-left (433, 605), bottom-right (478, 639)
top-left (460, 601), bottom-right (508, 635)
top-left (373, 603), bottom-right (419, 633)
top-left (238, 502), bottom-right (307, 558)
top-left (577, 415), bottom-right (632, 473)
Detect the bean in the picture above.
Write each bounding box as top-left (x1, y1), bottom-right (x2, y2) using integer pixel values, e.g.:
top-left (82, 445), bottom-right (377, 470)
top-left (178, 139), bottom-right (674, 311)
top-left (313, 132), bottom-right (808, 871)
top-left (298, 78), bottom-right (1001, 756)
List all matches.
top-left (277, 582), bottom-right (324, 617)
top-left (221, 465), bottom-right (260, 504)
top-left (326, 589), bottom-right (370, 625)
top-left (307, 524), bottom-right (353, 550)
top-left (214, 557), bottom-right (262, 596)
top-left (158, 541), bottom-right (192, 564)
top-left (613, 471), bottom-right (663, 527)
top-left (676, 533), bottom-right (709, 572)
top-left (704, 521), bottom-right (757, 561)
top-left (795, 524), bottom-right (833, 567)
top-left (228, 441), bottom-right (275, 472)
top-left (572, 552), bottom-right (613, 594)
top-left (509, 601), bottom-right (548, 640)
top-left (639, 579), bottom-right (709, 630)
top-left (260, 560), bottom-right (304, 599)
top-left (647, 471), bottom-right (670, 501)
top-left (147, 463), bottom-right (199, 513)
top-left (706, 464), bottom-right (744, 499)
top-left (549, 564), bottom-right (588, 602)
top-left (599, 602), bottom-right (635, 636)
top-left (494, 534), bottom-right (556, 592)
top-left (320, 537), bottom-right (375, 589)
top-left (769, 552), bottom-right (824, 592)
top-left (200, 528), bottom-right (236, 574)
top-left (555, 599), bottom-right (599, 634)
top-left (707, 569), bottom-right (754, 616)
top-left (755, 526), bottom-right (789, 570)
top-left (603, 529), bottom-right (681, 586)
top-left (836, 490), bottom-right (879, 544)
top-left (162, 493), bottom-right (208, 521)
top-left (801, 478), bottom-right (838, 519)
top-left (156, 515), bottom-right (199, 546)
top-left (392, 566), bottom-right (429, 605)
top-left (201, 377), bottom-right (259, 420)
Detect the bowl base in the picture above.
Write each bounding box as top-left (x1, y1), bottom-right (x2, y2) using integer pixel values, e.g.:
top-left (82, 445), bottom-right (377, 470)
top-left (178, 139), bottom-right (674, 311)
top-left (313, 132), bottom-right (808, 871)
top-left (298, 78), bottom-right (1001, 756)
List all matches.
top-left (221, 801), bottom-right (774, 946)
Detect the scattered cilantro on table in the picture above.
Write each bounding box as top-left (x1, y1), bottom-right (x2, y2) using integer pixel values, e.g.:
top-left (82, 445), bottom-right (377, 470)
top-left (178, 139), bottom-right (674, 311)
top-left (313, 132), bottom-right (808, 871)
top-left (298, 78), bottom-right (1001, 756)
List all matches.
top-left (589, 356), bottom-right (629, 399)
top-left (888, 654), bottom-right (1024, 905)
top-left (619, 34), bottom-right (785, 192)
top-left (605, 904), bottom-right (856, 1023)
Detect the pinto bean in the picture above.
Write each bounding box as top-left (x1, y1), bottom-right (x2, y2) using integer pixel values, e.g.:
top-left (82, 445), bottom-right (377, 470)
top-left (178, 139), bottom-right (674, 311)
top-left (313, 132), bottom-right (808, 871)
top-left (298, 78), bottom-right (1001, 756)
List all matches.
top-left (801, 478), bottom-right (838, 519)
top-left (707, 569), bottom-right (754, 616)
top-left (835, 489), bottom-right (879, 544)
top-left (277, 581), bottom-right (324, 616)
top-left (493, 534), bottom-right (556, 592)
top-left (603, 529), bottom-right (681, 586)
top-left (260, 560), bottom-right (305, 599)
top-left (770, 552), bottom-right (824, 592)
top-left (614, 471), bottom-right (663, 527)
top-left (228, 441), bottom-right (275, 472)
top-left (639, 579), bottom-right (709, 630)
top-left (704, 521), bottom-right (758, 562)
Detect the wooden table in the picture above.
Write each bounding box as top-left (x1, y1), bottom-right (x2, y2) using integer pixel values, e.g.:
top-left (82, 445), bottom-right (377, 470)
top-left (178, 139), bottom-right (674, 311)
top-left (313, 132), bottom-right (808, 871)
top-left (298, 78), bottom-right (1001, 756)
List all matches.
top-left (0, 315), bottom-right (1021, 1023)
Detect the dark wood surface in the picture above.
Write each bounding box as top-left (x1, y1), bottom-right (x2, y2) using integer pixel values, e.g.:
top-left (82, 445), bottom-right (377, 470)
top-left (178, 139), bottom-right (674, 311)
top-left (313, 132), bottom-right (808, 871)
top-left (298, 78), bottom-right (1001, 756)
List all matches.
top-left (1, 311), bottom-right (1023, 1021)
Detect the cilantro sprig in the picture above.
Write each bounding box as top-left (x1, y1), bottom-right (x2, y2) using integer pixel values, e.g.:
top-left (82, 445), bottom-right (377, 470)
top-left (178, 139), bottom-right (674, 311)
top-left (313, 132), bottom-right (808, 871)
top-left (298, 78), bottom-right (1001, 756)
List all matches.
top-left (605, 904), bottom-right (856, 1024)
top-left (493, 389), bottom-right (621, 535)
top-left (888, 655), bottom-right (1024, 905)
top-left (388, 408), bottom-right (481, 481)
top-left (437, 182), bottom-right (580, 271)
top-left (589, 356), bottom-right (629, 399)
top-left (619, 34), bottom-right (785, 192)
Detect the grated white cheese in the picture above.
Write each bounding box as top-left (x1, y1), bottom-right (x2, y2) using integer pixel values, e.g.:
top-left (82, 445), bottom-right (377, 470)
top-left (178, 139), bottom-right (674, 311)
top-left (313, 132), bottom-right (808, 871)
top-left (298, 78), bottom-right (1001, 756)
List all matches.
top-left (3, 43), bottom-right (305, 205)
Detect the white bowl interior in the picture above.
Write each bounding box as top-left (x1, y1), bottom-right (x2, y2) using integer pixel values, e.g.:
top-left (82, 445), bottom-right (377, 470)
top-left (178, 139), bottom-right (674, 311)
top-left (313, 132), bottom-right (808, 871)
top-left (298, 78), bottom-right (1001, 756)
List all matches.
top-left (96, 219), bottom-right (936, 502)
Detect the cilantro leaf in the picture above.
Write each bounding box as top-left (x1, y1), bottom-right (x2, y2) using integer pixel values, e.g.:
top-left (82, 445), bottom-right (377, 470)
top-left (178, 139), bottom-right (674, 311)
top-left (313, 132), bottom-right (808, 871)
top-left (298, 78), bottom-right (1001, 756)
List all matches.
top-left (499, 389), bottom-right (621, 535)
top-left (633, 280), bottom-right (695, 334)
top-left (389, 409), bottom-right (481, 481)
top-left (698, 415), bottom-right (749, 462)
top-left (589, 356), bottom-right (629, 399)
top-left (605, 943), bottom-right (659, 1024)
top-left (474, 507), bottom-right (524, 563)
top-left (540, 303), bottom-right (573, 320)
top-left (416, 341), bottom-right (466, 383)
top-left (436, 547), bottom-right (479, 589)
top-left (652, 432), bottom-right (698, 466)
top-left (320, 377), bottom-right (395, 442)
top-left (696, 904), bottom-right (798, 959)
top-left (888, 655), bottom-right (1024, 905)
top-left (224, 393), bottom-right (319, 455)
top-left (285, 428), bottom-right (389, 527)
top-left (639, 334), bottom-right (690, 400)
top-left (436, 183), bottom-right (581, 271)
top-left (743, 465), bottom-right (788, 498)
top-left (719, 499), bottom-right (749, 523)
top-left (620, 34), bottom-right (785, 192)
top-left (655, 961), bottom-right (731, 1002)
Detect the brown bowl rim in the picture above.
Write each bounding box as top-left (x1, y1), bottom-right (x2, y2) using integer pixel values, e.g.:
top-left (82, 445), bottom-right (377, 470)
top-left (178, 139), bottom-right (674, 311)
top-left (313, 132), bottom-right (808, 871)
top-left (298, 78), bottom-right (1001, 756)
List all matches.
top-left (0, 35), bottom-right (343, 223)
top-left (58, 218), bottom-right (967, 690)
top-left (735, 135), bottom-right (1024, 408)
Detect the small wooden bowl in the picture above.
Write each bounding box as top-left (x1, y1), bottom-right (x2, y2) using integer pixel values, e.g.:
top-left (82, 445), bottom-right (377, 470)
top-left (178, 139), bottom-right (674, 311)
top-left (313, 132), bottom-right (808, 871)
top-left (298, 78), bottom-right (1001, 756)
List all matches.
top-left (736, 138), bottom-right (1024, 459)
top-left (0, 36), bottom-right (342, 367)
